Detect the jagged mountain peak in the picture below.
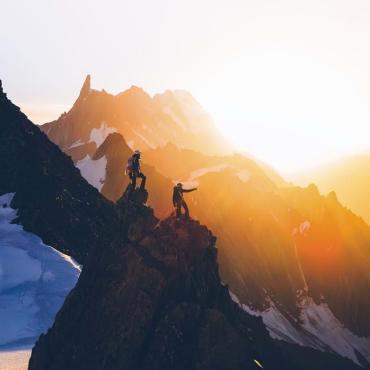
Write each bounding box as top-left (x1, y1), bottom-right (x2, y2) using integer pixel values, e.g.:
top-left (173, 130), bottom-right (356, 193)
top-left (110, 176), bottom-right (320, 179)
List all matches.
top-left (77, 74), bottom-right (91, 100)
top-left (326, 190), bottom-right (339, 203)
top-left (127, 84), bottom-right (146, 94)
top-left (41, 76), bottom-right (231, 157)
top-left (116, 84), bottom-right (152, 102)
top-left (93, 132), bottom-right (131, 160)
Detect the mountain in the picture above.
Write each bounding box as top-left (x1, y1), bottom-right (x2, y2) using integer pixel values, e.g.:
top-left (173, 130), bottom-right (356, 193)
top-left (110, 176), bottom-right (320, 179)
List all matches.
top-left (144, 143), bottom-right (277, 191)
top-left (291, 154), bottom-right (370, 225)
top-left (1, 80), bottom-right (366, 369)
top-left (0, 79), bottom-right (121, 264)
top-left (76, 132), bottom-right (173, 218)
top-left (6, 74), bottom-right (370, 364)
top-left (28, 191), bottom-right (361, 370)
top-left (41, 75), bottom-right (231, 161)
top-left (141, 145), bottom-right (370, 367)
top-left (17, 75), bottom-right (370, 366)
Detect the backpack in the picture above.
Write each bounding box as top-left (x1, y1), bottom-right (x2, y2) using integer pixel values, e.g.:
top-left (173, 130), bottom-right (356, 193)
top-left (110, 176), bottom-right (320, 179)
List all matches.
top-left (125, 156), bottom-right (134, 175)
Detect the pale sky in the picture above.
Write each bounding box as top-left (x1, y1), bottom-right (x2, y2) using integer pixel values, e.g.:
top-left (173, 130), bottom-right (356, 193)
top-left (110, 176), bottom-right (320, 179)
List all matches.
top-left (2, 0), bottom-right (370, 174)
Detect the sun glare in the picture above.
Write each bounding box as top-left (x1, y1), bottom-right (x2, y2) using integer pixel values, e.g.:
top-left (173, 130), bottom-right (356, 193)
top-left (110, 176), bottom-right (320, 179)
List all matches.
top-left (197, 47), bottom-right (370, 175)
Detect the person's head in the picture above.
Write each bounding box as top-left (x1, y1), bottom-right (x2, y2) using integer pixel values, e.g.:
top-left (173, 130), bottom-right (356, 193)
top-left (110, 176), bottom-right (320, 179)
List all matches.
top-left (134, 150), bottom-right (141, 159)
top-left (177, 182), bottom-right (183, 188)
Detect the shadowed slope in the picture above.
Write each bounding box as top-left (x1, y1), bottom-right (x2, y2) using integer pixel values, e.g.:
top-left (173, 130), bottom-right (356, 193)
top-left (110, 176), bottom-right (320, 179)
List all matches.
top-left (28, 188), bottom-right (364, 370)
top-left (0, 81), bottom-right (120, 263)
top-left (29, 190), bottom-right (284, 370)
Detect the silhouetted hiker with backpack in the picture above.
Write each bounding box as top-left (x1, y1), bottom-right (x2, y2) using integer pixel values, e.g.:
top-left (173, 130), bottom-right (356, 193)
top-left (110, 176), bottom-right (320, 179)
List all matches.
top-left (173, 183), bottom-right (197, 219)
top-left (126, 150), bottom-right (146, 189)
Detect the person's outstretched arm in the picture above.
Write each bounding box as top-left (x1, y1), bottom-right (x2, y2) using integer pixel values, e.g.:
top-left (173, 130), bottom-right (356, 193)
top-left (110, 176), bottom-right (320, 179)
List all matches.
top-left (182, 188), bottom-right (197, 193)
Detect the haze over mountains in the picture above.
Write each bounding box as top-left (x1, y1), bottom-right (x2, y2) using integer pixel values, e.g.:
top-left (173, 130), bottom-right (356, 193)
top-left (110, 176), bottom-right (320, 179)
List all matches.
top-left (1, 76), bottom-right (370, 369)
top-left (292, 155), bottom-right (370, 225)
top-left (41, 75), bottom-right (231, 160)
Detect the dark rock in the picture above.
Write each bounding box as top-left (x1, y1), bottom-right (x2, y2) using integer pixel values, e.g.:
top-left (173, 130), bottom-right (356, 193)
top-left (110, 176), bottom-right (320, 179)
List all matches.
top-left (28, 207), bottom-right (286, 370)
top-left (0, 81), bottom-right (121, 263)
top-left (117, 184), bottom-right (149, 207)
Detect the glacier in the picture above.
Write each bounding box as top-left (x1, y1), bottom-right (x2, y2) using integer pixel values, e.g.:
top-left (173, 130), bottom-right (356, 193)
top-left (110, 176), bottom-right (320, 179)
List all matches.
top-left (0, 193), bottom-right (80, 351)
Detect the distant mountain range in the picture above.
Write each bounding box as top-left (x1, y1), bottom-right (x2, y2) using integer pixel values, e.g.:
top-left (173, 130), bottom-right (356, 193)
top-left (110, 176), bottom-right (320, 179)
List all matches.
top-left (292, 155), bottom-right (370, 225)
top-left (41, 75), bottom-right (231, 160)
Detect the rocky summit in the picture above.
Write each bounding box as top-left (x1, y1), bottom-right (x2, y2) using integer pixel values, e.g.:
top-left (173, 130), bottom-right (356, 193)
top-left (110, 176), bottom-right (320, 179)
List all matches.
top-left (29, 188), bottom-right (284, 370)
top-left (28, 186), bottom-right (362, 370)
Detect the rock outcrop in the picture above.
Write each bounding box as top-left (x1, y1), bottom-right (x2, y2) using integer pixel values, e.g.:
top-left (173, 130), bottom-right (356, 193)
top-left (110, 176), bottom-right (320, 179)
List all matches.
top-left (92, 132), bottom-right (173, 218)
top-left (29, 189), bottom-right (285, 370)
top-left (29, 188), bottom-right (362, 370)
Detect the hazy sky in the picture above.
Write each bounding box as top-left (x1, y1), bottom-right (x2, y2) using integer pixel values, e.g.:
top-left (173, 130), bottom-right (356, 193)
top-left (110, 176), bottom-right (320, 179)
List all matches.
top-left (2, 0), bottom-right (370, 174)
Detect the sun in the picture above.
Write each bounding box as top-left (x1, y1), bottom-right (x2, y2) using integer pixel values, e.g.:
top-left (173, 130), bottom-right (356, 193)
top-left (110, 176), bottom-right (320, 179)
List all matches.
top-left (196, 47), bottom-right (370, 175)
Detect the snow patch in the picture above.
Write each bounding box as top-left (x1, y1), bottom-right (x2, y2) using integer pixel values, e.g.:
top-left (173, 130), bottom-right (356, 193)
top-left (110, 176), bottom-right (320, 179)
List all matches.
top-left (69, 139), bottom-right (83, 149)
top-left (0, 193), bottom-right (80, 349)
top-left (298, 296), bottom-right (370, 365)
top-left (234, 289), bottom-right (370, 366)
top-left (76, 155), bottom-right (107, 191)
top-left (89, 121), bottom-right (117, 147)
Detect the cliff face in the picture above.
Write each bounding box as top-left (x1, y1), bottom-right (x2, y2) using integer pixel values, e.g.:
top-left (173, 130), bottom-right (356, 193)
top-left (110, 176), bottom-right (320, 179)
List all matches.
top-left (0, 80), bottom-right (120, 264)
top-left (29, 190), bottom-right (284, 370)
top-left (28, 189), bottom-right (363, 370)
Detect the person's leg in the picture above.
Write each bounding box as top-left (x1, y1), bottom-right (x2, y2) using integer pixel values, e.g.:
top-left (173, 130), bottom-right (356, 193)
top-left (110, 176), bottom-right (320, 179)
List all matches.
top-left (182, 200), bottom-right (189, 218)
top-left (176, 202), bottom-right (181, 217)
top-left (129, 172), bottom-right (137, 189)
top-left (138, 172), bottom-right (146, 189)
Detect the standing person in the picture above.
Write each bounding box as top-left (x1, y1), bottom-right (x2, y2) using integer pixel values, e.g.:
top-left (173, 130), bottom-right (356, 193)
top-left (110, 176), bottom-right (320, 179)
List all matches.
top-left (126, 150), bottom-right (146, 189)
top-left (172, 183), bottom-right (197, 219)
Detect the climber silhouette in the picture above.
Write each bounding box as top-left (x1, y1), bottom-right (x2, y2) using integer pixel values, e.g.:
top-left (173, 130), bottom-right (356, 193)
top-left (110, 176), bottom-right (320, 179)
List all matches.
top-left (126, 150), bottom-right (146, 189)
top-left (173, 183), bottom-right (197, 219)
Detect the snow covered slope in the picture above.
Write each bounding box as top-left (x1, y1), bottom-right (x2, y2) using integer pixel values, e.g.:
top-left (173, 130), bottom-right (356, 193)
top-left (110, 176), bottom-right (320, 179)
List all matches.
top-left (76, 155), bottom-right (107, 191)
top-left (0, 193), bottom-right (80, 349)
top-left (231, 293), bottom-right (370, 367)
